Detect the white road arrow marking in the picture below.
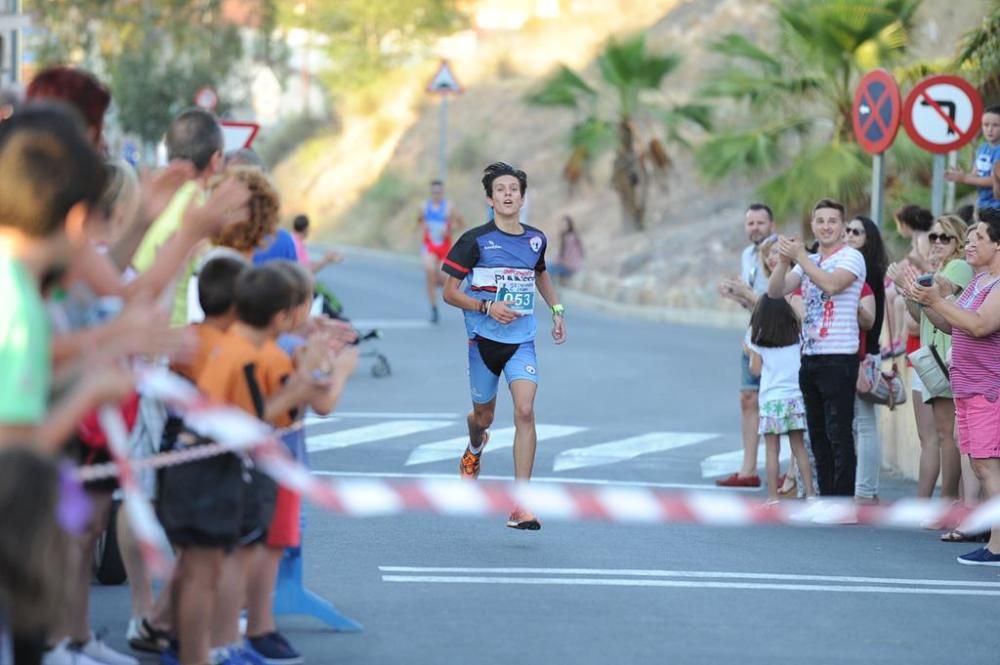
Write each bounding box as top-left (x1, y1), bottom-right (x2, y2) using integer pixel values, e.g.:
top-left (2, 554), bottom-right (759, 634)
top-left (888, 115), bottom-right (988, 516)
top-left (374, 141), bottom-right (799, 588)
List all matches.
top-left (405, 424), bottom-right (585, 466)
top-left (308, 420), bottom-right (453, 453)
top-left (553, 432), bottom-right (718, 472)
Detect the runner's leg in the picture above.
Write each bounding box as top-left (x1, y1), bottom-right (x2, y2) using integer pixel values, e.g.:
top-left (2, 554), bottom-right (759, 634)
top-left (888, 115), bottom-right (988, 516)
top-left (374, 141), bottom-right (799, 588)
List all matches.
top-left (510, 380), bottom-right (538, 480)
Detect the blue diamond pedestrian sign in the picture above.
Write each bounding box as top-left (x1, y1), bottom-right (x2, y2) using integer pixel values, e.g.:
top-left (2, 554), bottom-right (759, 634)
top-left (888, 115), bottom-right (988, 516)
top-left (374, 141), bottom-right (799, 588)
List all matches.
top-left (852, 69), bottom-right (902, 155)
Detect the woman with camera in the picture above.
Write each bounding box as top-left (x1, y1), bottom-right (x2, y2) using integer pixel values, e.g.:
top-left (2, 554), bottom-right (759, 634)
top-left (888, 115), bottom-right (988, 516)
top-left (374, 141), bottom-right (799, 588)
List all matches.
top-left (907, 210), bottom-right (1000, 564)
top-left (890, 215), bottom-right (972, 506)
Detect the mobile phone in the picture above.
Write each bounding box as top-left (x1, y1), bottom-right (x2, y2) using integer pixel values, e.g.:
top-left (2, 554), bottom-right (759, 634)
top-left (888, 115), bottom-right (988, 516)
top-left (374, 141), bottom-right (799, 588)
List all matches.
top-left (917, 273), bottom-right (934, 287)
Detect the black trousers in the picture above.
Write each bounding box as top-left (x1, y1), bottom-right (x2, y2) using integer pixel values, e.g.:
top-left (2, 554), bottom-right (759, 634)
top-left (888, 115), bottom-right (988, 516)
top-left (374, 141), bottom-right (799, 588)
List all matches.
top-left (800, 354), bottom-right (859, 496)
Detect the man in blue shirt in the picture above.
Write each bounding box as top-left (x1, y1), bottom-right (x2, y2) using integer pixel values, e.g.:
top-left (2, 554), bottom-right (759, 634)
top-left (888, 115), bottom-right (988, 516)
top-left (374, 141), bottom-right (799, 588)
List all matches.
top-left (441, 162), bottom-right (566, 530)
top-left (947, 106), bottom-right (1000, 210)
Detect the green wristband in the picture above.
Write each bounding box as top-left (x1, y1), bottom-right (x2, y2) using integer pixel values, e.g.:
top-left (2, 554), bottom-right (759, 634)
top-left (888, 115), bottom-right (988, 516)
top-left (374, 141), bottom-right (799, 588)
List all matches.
top-left (551, 304), bottom-right (565, 316)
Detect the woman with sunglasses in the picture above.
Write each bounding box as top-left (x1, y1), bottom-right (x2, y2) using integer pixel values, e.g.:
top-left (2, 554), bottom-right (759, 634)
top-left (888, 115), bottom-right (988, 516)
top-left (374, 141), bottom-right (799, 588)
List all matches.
top-left (890, 215), bottom-right (972, 508)
top-left (844, 216), bottom-right (888, 504)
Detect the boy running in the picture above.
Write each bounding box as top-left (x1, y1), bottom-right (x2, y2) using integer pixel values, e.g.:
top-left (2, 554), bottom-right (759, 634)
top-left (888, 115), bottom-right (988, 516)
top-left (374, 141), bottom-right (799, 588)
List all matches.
top-left (441, 162), bottom-right (566, 530)
top-left (418, 180), bottom-right (463, 323)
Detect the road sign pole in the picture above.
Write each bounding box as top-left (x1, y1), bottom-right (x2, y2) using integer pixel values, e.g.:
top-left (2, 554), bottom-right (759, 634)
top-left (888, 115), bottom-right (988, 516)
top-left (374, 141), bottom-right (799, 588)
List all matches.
top-left (945, 151), bottom-right (958, 211)
top-left (870, 153), bottom-right (885, 226)
top-left (931, 153), bottom-right (946, 216)
top-left (439, 96), bottom-right (448, 184)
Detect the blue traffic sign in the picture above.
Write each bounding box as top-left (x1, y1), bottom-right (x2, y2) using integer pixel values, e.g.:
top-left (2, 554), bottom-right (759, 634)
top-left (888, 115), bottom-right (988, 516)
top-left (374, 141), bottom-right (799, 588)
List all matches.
top-left (852, 69), bottom-right (902, 155)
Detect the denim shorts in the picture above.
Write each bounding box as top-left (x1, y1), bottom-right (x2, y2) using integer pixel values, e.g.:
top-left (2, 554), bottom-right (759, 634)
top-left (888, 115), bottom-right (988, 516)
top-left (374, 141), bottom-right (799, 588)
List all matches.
top-left (740, 350), bottom-right (761, 392)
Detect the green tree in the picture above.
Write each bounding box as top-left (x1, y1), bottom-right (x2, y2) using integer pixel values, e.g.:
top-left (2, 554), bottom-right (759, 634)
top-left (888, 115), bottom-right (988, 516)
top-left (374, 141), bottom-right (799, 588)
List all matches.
top-left (694, 0), bottom-right (921, 225)
top-left (956, 0), bottom-right (1000, 103)
top-left (28, 0), bottom-right (278, 146)
top-left (280, 0), bottom-right (466, 94)
top-left (526, 34), bottom-right (711, 231)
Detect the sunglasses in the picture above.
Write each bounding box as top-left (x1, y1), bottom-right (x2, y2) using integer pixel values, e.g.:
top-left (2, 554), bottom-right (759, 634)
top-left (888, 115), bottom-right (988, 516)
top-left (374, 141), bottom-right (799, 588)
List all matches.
top-left (846, 227), bottom-right (865, 237)
top-left (928, 233), bottom-right (955, 244)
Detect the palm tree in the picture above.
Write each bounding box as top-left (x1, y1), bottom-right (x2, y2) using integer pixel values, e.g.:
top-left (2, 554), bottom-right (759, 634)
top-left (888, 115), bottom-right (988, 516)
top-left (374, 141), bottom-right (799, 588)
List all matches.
top-left (956, 0), bottom-right (1000, 103)
top-left (526, 34), bottom-right (711, 231)
top-left (695, 0), bottom-right (921, 226)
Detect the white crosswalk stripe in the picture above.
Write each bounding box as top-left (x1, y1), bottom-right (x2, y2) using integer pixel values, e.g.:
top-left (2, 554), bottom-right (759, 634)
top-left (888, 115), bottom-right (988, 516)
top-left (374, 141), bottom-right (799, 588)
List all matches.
top-left (700, 439), bottom-right (790, 478)
top-left (553, 432), bottom-right (718, 472)
top-left (404, 424), bottom-right (586, 466)
top-left (308, 420), bottom-right (454, 453)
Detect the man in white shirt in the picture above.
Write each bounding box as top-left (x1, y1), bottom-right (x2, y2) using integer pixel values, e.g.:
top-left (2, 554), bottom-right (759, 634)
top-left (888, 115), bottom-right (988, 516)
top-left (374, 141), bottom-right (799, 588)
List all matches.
top-left (717, 203), bottom-right (774, 487)
top-left (768, 198), bottom-right (865, 496)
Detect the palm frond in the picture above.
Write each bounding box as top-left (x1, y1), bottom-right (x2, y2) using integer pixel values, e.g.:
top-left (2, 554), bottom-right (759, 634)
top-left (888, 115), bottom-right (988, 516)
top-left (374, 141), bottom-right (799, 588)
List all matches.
top-left (698, 69), bottom-right (822, 104)
top-left (705, 34), bottom-right (782, 74)
top-left (598, 34), bottom-right (681, 92)
top-left (525, 64), bottom-right (596, 109)
top-left (694, 117), bottom-right (813, 179)
top-left (758, 141), bottom-right (871, 223)
top-left (569, 117), bottom-right (616, 161)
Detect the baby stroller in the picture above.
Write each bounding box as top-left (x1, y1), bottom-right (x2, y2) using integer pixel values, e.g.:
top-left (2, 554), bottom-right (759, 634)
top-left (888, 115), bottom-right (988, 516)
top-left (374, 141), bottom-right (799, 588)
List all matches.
top-left (314, 283), bottom-right (391, 378)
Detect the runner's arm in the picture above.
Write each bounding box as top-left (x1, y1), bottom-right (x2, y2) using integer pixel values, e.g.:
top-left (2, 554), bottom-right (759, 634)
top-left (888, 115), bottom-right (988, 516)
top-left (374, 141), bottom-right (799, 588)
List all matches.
top-left (442, 275), bottom-right (482, 311)
top-left (536, 269), bottom-right (560, 311)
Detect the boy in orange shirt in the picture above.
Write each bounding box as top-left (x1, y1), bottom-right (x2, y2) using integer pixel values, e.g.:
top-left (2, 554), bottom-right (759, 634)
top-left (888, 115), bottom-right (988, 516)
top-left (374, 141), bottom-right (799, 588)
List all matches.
top-left (198, 264), bottom-right (335, 664)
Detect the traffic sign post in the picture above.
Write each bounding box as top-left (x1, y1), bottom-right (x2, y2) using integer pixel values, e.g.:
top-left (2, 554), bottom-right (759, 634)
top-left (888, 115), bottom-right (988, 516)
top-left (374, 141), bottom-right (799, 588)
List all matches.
top-left (852, 69), bottom-right (902, 226)
top-left (903, 75), bottom-right (983, 216)
top-left (194, 85), bottom-right (219, 112)
top-left (427, 60), bottom-right (463, 184)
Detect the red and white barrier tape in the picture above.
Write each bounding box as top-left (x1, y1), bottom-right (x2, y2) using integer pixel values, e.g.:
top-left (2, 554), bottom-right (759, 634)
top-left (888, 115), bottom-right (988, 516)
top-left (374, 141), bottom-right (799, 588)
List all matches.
top-left (91, 368), bottom-right (1000, 581)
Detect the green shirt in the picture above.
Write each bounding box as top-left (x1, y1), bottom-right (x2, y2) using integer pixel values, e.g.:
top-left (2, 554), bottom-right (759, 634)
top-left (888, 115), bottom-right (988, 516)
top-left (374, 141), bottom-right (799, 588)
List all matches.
top-left (0, 255), bottom-right (51, 424)
top-left (920, 258), bottom-right (975, 357)
top-left (131, 181), bottom-right (201, 325)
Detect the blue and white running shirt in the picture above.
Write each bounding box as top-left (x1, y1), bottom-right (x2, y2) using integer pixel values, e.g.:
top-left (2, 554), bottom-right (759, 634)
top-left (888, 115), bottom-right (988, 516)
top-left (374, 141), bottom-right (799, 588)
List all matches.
top-left (442, 221), bottom-right (548, 344)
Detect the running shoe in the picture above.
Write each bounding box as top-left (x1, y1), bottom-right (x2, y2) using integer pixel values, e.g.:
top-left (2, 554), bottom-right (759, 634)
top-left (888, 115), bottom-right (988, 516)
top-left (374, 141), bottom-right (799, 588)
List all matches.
top-left (245, 633), bottom-right (304, 665)
top-left (126, 617), bottom-right (169, 653)
top-left (459, 447), bottom-right (482, 480)
top-left (957, 547), bottom-right (1000, 566)
top-left (42, 642), bottom-right (104, 665)
top-left (506, 508), bottom-right (541, 531)
top-left (714, 472), bottom-right (761, 488)
top-left (78, 634), bottom-right (139, 665)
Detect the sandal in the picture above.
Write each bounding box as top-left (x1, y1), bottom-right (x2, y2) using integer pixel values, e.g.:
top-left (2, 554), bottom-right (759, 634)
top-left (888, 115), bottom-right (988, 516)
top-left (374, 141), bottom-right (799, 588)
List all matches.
top-left (777, 477), bottom-right (797, 498)
top-left (940, 529), bottom-right (989, 543)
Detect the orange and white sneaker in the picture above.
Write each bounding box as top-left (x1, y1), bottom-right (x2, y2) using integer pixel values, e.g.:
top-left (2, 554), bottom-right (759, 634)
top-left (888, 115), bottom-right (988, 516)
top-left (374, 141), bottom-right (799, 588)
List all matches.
top-left (459, 430), bottom-right (489, 480)
top-left (459, 448), bottom-right (482, 480)
top-left (506, 507), bottom-right (541, 531)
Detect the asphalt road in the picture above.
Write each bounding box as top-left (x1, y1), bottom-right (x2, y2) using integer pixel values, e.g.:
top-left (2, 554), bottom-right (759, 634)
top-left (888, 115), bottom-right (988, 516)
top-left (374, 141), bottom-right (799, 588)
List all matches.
top-left (91, 249), bottom-right (1000, 665)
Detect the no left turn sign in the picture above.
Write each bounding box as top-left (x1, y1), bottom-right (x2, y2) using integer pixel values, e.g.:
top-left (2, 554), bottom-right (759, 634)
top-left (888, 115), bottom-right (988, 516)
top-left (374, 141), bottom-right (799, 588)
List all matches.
top-left (902, 75), bottom-right (983, 154)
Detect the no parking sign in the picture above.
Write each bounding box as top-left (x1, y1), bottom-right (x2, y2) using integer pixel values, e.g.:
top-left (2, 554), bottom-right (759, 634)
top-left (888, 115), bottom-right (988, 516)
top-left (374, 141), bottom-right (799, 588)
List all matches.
top-left (852, 69), bottom-right (901, 155)
top-left (902, 75), bottom-right (983, 154)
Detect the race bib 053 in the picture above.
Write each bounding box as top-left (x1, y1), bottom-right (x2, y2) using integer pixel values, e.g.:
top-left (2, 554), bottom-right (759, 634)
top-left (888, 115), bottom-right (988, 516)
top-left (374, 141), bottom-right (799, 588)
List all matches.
top-left (493, 268), bottom-right (536, 315)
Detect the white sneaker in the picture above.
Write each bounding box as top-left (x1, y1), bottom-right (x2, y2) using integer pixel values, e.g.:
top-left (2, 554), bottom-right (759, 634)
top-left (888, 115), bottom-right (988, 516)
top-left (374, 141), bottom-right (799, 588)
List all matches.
top-left (78, 636), bottom-right (139, 665)
top-left (42, 641), bottom-right (105, 665)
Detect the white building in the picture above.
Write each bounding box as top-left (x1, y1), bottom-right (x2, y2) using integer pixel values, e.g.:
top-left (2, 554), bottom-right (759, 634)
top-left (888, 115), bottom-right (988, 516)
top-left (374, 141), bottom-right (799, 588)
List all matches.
top-left (0, 0), bottom-right (26, 86)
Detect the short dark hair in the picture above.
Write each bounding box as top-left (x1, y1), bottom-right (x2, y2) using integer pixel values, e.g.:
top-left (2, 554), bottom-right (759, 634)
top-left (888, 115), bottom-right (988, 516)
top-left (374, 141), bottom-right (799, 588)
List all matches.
top-left (978, 208), bottom-right (1000, 242)
top-left (269, 259), bottom-right (312, 306)
top-left (956, 204), bottom-right (975, 225)
top-left (984, 105), bottom-right (1000, 117)
top-left (746, 203), bottom-right (773, 221)
top-left (234, 264), bottom-right (294, 329)
top-left (198, 255), bottom-right (247, 316)
top-left (430, 179), bottom-right (443, 188)
top-left (811, 198), bottom-right (845, 219)
top-left (894, 203), bottom-right (933, 231)
top-left (750, 295), bottom-right (801, 348)
top-left (292, 214), bottom-right (310, 233)
top-left (25, 66), bottom-right (110, 143)
top-left (0, 103), bottom-right (107, 237)
top-left (481, 161), bottom-right (527, 198)
top-left (166, 108), bottom-right (223, 172)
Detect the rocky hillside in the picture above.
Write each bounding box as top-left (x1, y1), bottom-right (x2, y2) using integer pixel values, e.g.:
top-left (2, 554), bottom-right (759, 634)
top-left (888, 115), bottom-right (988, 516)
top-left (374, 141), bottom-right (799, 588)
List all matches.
top-left (275, 0), bottom-right (989, 317)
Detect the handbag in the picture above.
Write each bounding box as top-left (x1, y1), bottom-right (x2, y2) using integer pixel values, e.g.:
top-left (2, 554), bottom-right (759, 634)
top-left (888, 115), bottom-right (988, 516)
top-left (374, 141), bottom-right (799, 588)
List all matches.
top-left (908, 343), bottom-right (951, 398)
top-left (857, 295), bottom-right (907, 409)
